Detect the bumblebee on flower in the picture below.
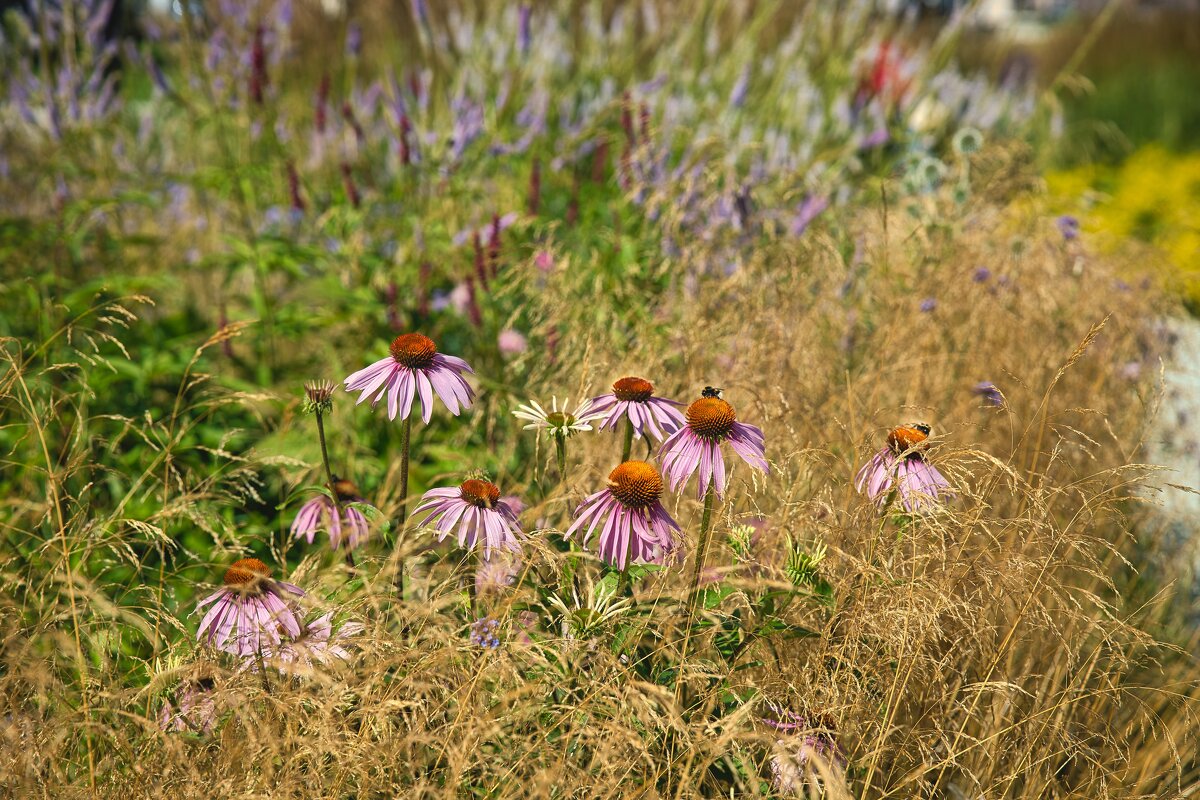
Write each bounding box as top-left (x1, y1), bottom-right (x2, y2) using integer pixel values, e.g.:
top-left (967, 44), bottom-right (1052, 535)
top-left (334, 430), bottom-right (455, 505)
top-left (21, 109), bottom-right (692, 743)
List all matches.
top-left (854, 422), bottom-right (953, 513)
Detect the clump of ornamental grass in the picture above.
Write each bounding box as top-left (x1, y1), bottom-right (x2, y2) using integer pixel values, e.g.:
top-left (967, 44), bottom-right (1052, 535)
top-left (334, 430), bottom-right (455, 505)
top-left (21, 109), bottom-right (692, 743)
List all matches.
top-left (1, 1), bottom-right (1198, 796)
top-left (4, 183), bottom-right (1198, 799)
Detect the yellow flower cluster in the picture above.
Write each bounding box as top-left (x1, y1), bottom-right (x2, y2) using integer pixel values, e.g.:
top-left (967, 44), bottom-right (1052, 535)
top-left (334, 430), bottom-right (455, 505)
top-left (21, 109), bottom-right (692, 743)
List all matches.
top-left (1047, 145), bottom-right (1200, 304)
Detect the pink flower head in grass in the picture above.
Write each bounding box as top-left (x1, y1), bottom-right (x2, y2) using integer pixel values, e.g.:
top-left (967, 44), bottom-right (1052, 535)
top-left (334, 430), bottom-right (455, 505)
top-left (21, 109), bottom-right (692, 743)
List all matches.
top-left (588, 376), bottom-right (685, 443)
top-left (290, 477), bottom-right (372, 550)
top-left (854, 423), bottom-right (953, 513)
top-left (763, 704), bottom-right (845, 794)
top-left (566, 461), bottom-right (682, 570)
top-left (263, 612), bottom-right (364, 675)
top-left (195, 558), bottom-right (304, 658)
top-left (659, 387), bottom-right (768, 499)
top-left (414, 478), bottom-right (523, 560)
top-left (343, 333), bottom-right (474, 423)
top-left (159, 675), bottom-right (218, 734)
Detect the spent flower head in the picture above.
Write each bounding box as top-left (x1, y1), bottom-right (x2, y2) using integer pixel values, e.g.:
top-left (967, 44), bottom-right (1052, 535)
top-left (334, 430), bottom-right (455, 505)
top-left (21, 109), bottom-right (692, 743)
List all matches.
top-left (303, 379), bottom-right (335, 415)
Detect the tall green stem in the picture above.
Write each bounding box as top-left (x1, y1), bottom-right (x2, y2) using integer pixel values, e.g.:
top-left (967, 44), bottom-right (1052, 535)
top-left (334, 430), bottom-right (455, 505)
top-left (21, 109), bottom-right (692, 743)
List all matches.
top-left (687, 486), bottom-right (717, 616)
top-left (621, 418), bottom-right (634, 462)
top-left (674, 485), bottom-right (718, 708)
top-left (555, 435), bottom-right (567, 485)
top-left (315, 411), bottom-right (355, 570)
top-left (398, 415), bottom-right (413, 524)
top-left (315, 411), bottom-right (340, 513)
top-left (394, 414), bottom-right (413, 596)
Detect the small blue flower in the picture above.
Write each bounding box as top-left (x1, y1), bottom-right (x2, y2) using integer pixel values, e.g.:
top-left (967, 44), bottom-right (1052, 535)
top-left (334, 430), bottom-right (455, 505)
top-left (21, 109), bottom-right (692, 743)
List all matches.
top-left (919, 297), bottom-right (937, 313)
top-left (972, 266), bottom-right (991, 283)
top-left (470, 617), bottom-right (501, 649)
top-left (972, 381), bottom-right (1004, 407)
top-left (1056, 215), bottom-right (1080, 242)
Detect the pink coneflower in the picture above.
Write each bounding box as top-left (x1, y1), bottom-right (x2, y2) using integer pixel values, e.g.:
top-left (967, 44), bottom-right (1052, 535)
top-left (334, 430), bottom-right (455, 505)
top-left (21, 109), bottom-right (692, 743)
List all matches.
top-left (659, 387), bottom-right (769, 499)
top-left (854, 423), bottom-right (952, 513)
top-left (195, 559), bottom-right (304, 658)
top-left (343, 333), bottom-right (474, 423)
top-left (414, 478), bottom-right (522, 559)
top-left (263, 612), bottom-right (363, 674)
top-left (566, 461), bottom-right (682, 570)
top-left (159, 675), bottom-right (218, 734)
top-left (290, 478), bottom-right (371, 550)
top-left (588, 376), bottom-right (685, 443)
top-left (763, 705), bottom-right (845, 795)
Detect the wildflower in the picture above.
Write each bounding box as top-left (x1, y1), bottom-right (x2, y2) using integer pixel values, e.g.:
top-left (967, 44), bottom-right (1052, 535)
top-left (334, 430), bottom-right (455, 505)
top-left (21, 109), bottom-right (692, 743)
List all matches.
top-left (1120, 360), bottom-right (1142, 381)
top-left (343, 333), bottom-right (475, 423)
top-left (859, 127), bottom-right (890, 150)
top-left (729, 65), bottom-right (751, 109)
top-left (919, 297), bottom-right (937, 313)
top-left (195, 558), bottom-right (304, 658)
top-left (764, 705), bottom-right (845, 795)
top-left (588, 376), bottom-right (685, 443)
top-left (517, 5), bottom-right (532, 55)
top-left (414, 479), bottom-right (522, 559)
top-left (971, 381), bottom-right (1004, 407)
top-left (290, 478), bottom-right (371, 550)
top-left (790, 194), bottom-right (828, 237)
top-left (475, 551), bottom-right (523, 594)
top-left (1056, 214), bottom-right (1080, 241)
top-left (499, 495), bottom-right (526, 516)
top-left (565, 461), bottom-right (682, 570)
top-left (952, 126), bottom-right (983, 156)
top-left (972, 266), bottom-right (991, 283)
top-left (498, 328), bottom-right (528, 356)
top-left (302, 379), bottom-right (335, 415)
top-left (534, 249), bottom-right (555, 273)
top-left (470, 617), bottom-right (501, 649)
top-left (512, 396), bottom-right (603, 440)
top-left (854, 423), bottom-right (952, 513)
top-left (914, 156), bottom-right (946, 190)
top-left (159, 675), bottom-right (218, 734)
top-left (659, 388), bottom-right (768, 499)
top-left (264, 612), bottom-right (363, 674)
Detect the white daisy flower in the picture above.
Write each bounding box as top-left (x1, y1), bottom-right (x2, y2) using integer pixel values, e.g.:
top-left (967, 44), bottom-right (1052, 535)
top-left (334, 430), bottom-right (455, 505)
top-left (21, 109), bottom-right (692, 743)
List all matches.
top-left (512, 396), bottom-right (603, 440)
